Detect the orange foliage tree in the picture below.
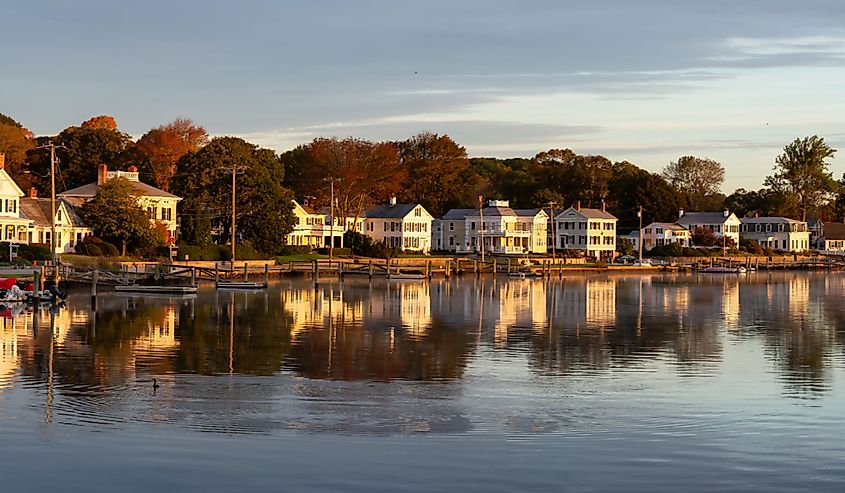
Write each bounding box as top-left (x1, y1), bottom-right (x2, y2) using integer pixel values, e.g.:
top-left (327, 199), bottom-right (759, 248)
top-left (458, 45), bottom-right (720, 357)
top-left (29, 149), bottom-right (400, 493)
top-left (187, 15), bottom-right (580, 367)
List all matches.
top-left (0, 113), bottom-right (35, 188)
top-left (81, 115), bottom-right (118, 130)
top-left (136, 118), bottom-right (208, 191)
top-left (282, 137), bottom-right (406, 224)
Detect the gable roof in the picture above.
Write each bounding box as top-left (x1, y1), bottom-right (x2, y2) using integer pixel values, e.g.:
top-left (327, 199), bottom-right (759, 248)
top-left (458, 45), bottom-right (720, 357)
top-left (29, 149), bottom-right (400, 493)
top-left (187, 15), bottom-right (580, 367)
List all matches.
top-left (648, 222), bottom-right (687, 231)
top-left (292, 199), bottom-right (320, 215)
top-left (677, 211), bottom-right (737, 225)
top-left (740, 217), bottom-right (806, 225)
top-left (441, 209), bottom-right (475, 220)
top-left (822, 223), bottom-right (845, 241)
top-left (514, 208), bottom-right (548, 218)
top-left (555, 206), bottom-right (617, 221)
top-left (0, 168), bottom-right (24, 197)
top-left (59, 180), bottom-right (180, 200)
top-left (365, 203), bottom-right (428, 219)
top-left (20, 198), bottom-right (88, 228)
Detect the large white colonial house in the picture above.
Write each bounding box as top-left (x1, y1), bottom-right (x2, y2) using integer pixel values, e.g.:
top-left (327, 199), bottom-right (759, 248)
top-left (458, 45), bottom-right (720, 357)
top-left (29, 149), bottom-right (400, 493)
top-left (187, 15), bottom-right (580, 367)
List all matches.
top-left (364, 198), bottom-right (433, 253)
top-left (0, 153), bottom-right (93, 253)
top-left (740, 217), bottom-right (809, 252)
top-left (59, 164), bottom-right (181, 244)
top-left (434, 200), bottom-right (547, 254)
top-left (553, 202), bottom-right (617, 260)
top-left (676, 210), bottom-right (741, 247)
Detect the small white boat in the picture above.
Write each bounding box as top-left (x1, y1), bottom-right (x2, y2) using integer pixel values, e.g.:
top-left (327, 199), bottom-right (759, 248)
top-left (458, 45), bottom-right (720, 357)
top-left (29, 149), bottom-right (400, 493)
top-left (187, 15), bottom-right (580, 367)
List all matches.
top-left (699, 266), bottom-right (747, 274)
top-left (115, 285), bottom-right (198, 294)
top-left (216, 281), bottom-right (268, 289)
top-left (508, 271), bottom-right (539, 279)
top-left (388, 270), bottom-right (426, 280)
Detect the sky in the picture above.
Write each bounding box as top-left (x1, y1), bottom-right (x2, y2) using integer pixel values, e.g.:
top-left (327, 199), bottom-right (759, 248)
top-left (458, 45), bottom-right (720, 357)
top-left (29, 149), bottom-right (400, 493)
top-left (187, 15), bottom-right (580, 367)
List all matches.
top-left (3, 0), bottom-right (845, 192)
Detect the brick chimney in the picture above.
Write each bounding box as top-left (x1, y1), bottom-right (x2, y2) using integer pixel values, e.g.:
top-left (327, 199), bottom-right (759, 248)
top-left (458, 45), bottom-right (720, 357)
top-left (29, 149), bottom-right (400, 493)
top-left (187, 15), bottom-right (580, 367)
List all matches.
top-left (601, 199), bottom-right (606, 212)
top-left (0, 152), bottom-right (5, 170)
top-left (575, 200), bottom-right (581, 211)
top-left (28, 187), bottom-right (37, 198)
top-left (97, 164), bottom-right (108, 185)
top-left (389, 196), bottom-right (397, 207)
top-left (128, 165), bottom-right (138, 172)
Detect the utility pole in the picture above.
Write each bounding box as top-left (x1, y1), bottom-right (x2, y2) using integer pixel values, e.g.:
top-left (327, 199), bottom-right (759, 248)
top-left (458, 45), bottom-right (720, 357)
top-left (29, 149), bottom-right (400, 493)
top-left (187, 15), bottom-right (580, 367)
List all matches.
top-left (548, 201), bottom-right (557, 263)
top-left (329, 179), bottom-right (335, 260)
top-left (478, 195), bottom-right (485, 263)
top-left (49, 144), bottom-right (57, 269)
top-left (231, 165), bottom-right (237, 268)
top-left (638, 205), bottom-right (643, 262)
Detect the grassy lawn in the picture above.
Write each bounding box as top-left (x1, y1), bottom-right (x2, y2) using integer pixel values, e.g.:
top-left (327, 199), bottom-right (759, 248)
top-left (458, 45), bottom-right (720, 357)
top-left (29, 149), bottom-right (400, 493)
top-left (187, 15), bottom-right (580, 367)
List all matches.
top-left (276, 254), bottom-right (329, 263)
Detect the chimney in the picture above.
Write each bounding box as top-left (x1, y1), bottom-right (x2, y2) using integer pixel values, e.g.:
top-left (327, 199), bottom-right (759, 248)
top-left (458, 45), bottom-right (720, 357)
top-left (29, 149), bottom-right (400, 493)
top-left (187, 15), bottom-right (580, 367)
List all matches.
top-left (678, 209), bottom-right (684, 218)
top-left (601, 199), bottom-right (606, 212)
top-left (389, 196), bottom-right (397, 207)
top-left (0, 152), bottom-right (4, 170)
top-left (723, 210), bottom-right (729, 218)
top-left (28, 187), bottom-right (37, 198)
top-left (97, 164), bottom-right (108, 185)
top-left (128, 165), bottom-right (138, 172)
top-left (576, 200), bottom-right (581, 211)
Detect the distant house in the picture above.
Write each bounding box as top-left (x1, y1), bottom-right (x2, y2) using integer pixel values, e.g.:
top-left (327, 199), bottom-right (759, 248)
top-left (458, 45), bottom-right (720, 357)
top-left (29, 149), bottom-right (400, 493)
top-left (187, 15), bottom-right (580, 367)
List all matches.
top-left (286, 199), bottom-right (326, 247)
top-left (59, 164), bottom-right (181, 243)
top-left (553, 202), bottom-right (617, 260)
top-left (676, 209), bottom-right (741, 247)
top-left (807, 218), bottom-right (824, 248)
top-left (435, 200), bottom-right (547, 254)
top-left (740, 217), bottom-right (809, 252)
top-left (364, 198), bottom-right (433, 253)
top-left (20, 190), bottom-right (92, 253)
top-left (818, 223), bottom-right (845, 254)
top-left (0, 154), bottom-right (34, 245)
top-left (641, 222), bottom-right (690, 250)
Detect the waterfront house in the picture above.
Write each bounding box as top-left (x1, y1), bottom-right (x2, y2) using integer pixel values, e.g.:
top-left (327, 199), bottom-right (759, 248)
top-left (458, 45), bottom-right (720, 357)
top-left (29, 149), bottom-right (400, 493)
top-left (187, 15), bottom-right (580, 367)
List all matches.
top-left (20, 189), bottom-right (93, 253)
top-left (0, 154), bottom-right (34, 244)
top-left (435, 200), bottom-right (547, 254)
top-left (621, 230), bottom-right (641, 252)
top-left (286, 199), bottom-right (326, 247)
top-left (676, 209), bottom-right (740, 247)
top-left (364, 198), bottom-right (433, 253)
top-left (818, 222), bottom-right (845, 254)
top-left (807, 218), bottom-right (823, 248)
top-left (553, 202), bottom-right (617, 261)
top-left (740, 217), bottom-right (809, 252)
top-left (59, 164), bottom-right (181, 243)
top-left (641, 222), bottom-right (690, 250)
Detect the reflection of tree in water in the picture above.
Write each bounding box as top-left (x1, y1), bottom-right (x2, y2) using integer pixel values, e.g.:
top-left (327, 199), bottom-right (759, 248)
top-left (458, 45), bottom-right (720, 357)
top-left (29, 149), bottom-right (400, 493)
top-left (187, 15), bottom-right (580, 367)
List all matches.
top-left (740, 273), bottom-right (834, 399)
top-left (525, 277), bottom-right (724, 376)
top-left (284, 318), bottom-right (474, 382)
top-left (175, 292), bottom-right (294, 376)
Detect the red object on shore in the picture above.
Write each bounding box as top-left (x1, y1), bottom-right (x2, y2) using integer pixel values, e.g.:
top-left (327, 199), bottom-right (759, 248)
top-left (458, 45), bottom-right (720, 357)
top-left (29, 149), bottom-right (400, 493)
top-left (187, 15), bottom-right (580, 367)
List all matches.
top-left (0, 278), bottom-right (17, 290)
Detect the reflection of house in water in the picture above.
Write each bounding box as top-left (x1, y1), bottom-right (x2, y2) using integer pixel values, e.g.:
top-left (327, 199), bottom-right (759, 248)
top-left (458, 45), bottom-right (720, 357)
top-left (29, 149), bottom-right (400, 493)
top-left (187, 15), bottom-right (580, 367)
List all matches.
top-left (280, 284), bottom-right (365, 339)
top-left (493, 280), bottom-right (546, 346)
top-left (550, 277), bottom-right (616, 332)
top-left (136, 304), bottom-right (177, 350)
top-left (721, 278), bottom-right (740, 329)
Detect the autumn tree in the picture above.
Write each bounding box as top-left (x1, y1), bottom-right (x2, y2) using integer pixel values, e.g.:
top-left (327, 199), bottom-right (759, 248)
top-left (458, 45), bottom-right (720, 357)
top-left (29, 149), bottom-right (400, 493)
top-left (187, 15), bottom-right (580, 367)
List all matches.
top-left (136, 118), bottom-right (208, 191)
top-left (173, 137), bottom-right (294, 254)
top-left (79, 178), bottom-right (160, 255)
top-left (0, 112), bottom-right (35, 188)
top-left (81, 115), bottom-right (118, 130)
top-left (662, 156), bottom-right (725, 210)
top-left (398, 132), bottom-right (475, 217)
top-left (764, 136), bottom-right (838, 221)
top-left (27, 117), bottom-right (133, 192)
top-left (282, 137), bottom-right (406, 223)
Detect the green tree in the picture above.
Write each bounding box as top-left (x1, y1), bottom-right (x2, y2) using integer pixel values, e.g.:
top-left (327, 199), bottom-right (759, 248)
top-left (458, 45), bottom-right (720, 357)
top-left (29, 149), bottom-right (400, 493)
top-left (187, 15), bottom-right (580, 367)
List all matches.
top-left (607, 161), bottom-right (682, 232)
top-left (399, 132), bottom-right (476, 216)
top-left (79, 178), bottom-right (159, 255)
top-left (764, 136), bottom-right (838, 221)
top-left (616, 237), bottom-right (635, 256)
top-left (173, 137), bottom-right (295, 255)
top-left (662, 156), bottom-right (725, 210)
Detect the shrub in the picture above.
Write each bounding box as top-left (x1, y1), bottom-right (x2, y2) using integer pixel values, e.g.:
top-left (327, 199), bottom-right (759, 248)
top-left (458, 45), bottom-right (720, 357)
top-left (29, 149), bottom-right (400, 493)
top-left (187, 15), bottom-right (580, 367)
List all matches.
top-left (99, 242), bottom-right (120, 257)
top-left (277, 245), bottom-right (312, 256)
top-left (76, 242), bottom-right (103, 256)
top-left (177, 244), bottom-right (233, 261)
top-left (233, 241), bottom-right (268, 260)
top-left (315, 247), bottom-right (352, 257)
top-left (19, 243), bottom-right (52, 261)
top-left (646, 243), bottom-right (684, 257)
top-left (344, 231), bottom-right (394, 259)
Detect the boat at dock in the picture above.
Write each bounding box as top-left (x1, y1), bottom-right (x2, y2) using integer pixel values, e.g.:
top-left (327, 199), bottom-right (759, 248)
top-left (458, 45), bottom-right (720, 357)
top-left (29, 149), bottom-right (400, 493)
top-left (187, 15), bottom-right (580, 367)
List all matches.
top-left (114, 285), bottom-right (198, 294)
top-left (388, 269), bottom-right (426, 280)
top-left (507, 271), bottom-right (540, 279)
top-left (216, 281), bottom-right (268, 289)
top-left (698, 266), bottom-right (748, 274)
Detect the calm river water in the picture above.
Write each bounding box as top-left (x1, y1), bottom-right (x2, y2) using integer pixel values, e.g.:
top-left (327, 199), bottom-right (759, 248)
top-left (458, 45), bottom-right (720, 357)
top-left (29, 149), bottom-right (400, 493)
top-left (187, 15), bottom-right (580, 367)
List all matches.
top-left (2, 272), bottom-right (845, 491)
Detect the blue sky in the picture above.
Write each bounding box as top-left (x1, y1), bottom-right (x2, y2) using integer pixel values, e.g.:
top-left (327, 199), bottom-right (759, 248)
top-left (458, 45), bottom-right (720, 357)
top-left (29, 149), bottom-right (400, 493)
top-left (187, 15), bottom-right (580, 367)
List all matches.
top-left (3, 0), bottom-right (845, 191)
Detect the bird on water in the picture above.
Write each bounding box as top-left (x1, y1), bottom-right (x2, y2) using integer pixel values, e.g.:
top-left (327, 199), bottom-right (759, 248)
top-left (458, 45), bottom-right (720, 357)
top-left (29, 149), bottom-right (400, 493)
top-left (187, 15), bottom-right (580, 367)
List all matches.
top-left (152, 378), bottom-right (160, 390)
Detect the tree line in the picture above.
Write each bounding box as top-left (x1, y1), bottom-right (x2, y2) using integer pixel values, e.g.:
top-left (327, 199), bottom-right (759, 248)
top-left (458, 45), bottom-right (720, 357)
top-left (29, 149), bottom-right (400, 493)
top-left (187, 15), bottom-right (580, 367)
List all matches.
top-left (0, 110), bottom-right (839, 257)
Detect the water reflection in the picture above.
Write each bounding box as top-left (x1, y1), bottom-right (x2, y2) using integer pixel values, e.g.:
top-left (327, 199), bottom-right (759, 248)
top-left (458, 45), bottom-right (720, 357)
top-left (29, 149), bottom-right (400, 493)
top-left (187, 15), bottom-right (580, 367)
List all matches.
top-left (1, 272), bottom-right (844, 407)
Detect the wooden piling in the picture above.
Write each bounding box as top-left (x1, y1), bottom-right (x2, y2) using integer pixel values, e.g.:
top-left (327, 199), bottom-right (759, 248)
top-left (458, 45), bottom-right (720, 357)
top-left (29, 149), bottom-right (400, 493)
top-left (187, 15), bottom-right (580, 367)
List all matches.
top-left (264, 264), bottom-right (270, 285)
top-left (507, 258), bottom-right (512, 274)
top-left (426, 260), bottom-right (432, 279)
top-left (191, 267), bottom-right (196, 287)
top-left (91, 269), bottom-right (98, 308)
top-left (214, 264), bottom-right (219, 283)
top-left (492, 259), bottom-right (497, 274)
top-left (368, 260), bottom-right (373, 279)
top-left (244, 262), bottom-right (249, 281)
top-left (33, 269), bottom-right (40, 301)
top-left (312, 259), bottom-right (319, 286)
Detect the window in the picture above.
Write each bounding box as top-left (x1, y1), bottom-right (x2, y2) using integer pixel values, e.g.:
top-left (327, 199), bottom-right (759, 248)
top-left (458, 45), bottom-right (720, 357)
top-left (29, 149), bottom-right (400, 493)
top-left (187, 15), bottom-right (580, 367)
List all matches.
top-left (449, 222), bottom-right (454, 231)
top-left (148, 206), bottom-right (156, 219)
top-left (449, 237), bottom-right (454, 246)
top-left (471, 221), bottom-right (476, 230)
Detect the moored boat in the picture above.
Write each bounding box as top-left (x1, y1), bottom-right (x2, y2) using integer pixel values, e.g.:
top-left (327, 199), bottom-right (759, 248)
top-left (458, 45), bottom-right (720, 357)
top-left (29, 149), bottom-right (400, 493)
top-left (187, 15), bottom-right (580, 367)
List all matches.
top-left (698, 266), bottom-right (747, 274)
top-left (216, 281), bottom-right (268, 289)
top-left (114, 285), bottom-right (198, 294)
